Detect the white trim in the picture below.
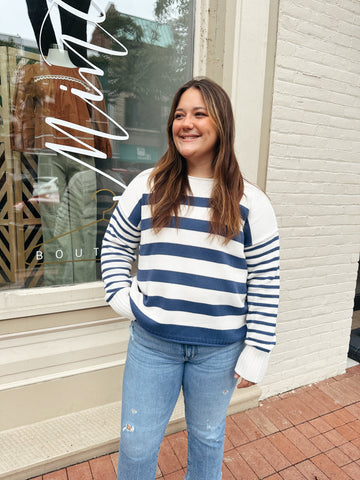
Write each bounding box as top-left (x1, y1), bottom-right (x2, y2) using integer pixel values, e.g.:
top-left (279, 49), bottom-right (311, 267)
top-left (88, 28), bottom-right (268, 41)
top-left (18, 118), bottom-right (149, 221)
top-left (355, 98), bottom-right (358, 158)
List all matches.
top-left (229, 0), bottom-right (273, 184)
top-left (0, 281), bottom-right (106, 320)
top-left (0, 316), bottom-right (121, 340)
top-left (0, 360), bottom-right (125, 392)
top-left (0, 316), bottom-right (130, 391)
top-left (193, 0), bottom-right (210, 76)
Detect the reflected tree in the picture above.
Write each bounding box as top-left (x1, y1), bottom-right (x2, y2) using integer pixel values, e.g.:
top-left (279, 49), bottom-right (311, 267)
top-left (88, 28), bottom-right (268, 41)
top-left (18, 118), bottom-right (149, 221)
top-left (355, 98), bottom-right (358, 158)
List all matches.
top-left (155, 0), bottom-right (194, 78)
top-left (90, 1), bottom-right (194, 129)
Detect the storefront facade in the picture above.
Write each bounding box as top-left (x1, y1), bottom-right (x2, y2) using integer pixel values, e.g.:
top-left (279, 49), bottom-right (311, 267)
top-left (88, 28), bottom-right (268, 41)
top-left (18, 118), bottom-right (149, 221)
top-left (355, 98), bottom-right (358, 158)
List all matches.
top-left (1, 0), bottom-right (359, 477)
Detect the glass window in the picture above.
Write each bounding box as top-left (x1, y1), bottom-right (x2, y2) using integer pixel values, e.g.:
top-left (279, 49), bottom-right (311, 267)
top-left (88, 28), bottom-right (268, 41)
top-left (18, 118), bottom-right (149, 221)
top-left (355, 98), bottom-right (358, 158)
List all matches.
top-left (0, 0), bottom-right (195, 290)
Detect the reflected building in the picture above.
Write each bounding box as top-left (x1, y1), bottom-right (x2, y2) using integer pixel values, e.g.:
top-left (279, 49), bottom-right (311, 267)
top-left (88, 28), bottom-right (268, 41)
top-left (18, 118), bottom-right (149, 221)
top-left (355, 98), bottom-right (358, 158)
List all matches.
top-left (91, 3), bottom-right (180, 183)
top-left (0, 1), bottom-right (194, 289)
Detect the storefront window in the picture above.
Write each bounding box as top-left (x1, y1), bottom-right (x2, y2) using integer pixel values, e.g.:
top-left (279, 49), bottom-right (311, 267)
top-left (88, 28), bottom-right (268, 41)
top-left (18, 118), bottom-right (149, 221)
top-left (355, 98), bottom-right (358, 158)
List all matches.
top-left (0, 0), bottom-right (195, 289)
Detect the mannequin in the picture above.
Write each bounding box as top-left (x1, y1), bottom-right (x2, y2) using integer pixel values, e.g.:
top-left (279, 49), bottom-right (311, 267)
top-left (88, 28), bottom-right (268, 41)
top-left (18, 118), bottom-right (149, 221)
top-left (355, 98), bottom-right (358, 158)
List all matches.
top-left (26, 0), bottom-right (91, 67)
top-left (11, 46), bottom-right (112, 285)
top-left (46, 44), bottom-right (77, 68)
top-left (12, 1), bottom-right (112, 286)
top-left (36, 46), bottom-right (98, 285)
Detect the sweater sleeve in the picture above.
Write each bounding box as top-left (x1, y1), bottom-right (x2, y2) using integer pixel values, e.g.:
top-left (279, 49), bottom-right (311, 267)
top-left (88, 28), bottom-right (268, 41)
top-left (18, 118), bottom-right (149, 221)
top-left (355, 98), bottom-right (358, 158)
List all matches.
top-left (101, 174), bottom-right (145, 319)
top-left (235, 186), bottom-right (280, 383)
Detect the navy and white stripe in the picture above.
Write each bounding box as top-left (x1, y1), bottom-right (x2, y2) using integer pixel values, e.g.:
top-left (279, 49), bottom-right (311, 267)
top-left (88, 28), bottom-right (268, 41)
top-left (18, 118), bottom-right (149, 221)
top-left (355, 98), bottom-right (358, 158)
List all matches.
top-left (101, 169), bottom-right (279, 353)
top-left (245, 235), bottom-right (280, 352)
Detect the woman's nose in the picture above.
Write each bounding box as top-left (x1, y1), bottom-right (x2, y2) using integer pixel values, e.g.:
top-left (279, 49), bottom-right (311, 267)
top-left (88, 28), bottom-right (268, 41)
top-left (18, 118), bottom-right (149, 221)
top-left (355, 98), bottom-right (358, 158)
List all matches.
top-left (182, 115), bottom-right (194, 129)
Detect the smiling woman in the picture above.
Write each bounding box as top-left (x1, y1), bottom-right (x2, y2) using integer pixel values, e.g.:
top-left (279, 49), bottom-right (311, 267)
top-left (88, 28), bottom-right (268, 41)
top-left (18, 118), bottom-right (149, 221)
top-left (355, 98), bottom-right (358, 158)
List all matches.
top-left (172, 87), bottom-right (218, 178)
top-left (101, 76), bottom-right (280, 479)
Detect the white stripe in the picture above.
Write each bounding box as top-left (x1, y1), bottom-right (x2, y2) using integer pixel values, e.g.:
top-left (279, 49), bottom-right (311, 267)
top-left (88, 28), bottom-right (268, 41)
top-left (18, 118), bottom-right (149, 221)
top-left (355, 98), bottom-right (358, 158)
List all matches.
top-left (136, 280), bottom-right (247, 307)
top-left (138, 255), bottom-right (247, 282)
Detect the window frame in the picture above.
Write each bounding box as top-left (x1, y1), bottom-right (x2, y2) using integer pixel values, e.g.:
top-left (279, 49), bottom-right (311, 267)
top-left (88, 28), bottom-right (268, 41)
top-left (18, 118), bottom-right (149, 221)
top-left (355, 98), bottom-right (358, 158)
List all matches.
top-left (1, 0), bottom-right (278, 320)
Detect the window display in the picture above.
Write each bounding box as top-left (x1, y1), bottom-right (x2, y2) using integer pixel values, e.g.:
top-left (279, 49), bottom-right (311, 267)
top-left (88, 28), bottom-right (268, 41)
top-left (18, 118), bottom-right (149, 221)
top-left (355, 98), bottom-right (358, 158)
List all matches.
top-left (0, 0), bottom-right (195, 289)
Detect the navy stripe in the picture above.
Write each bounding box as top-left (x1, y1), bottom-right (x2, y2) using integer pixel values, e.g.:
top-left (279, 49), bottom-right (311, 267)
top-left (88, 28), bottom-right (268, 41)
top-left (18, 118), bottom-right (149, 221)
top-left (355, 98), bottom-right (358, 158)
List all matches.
top-left (131, 301), bottom-right (247, 346)
top-left (247, 319), bottom-right (276, 327)
top-left (251, 345), bottom-right (271, 353)
top-left (186, 196), bottom-right (210, 208)
top-left (248, 269), bottom-right (280, 278)
top-left (116, 209), bottom-right (140, 237)
top-left (101, 259), bottom-right (134, 269)
top-left (245, 235), bottom-right (279, 252)
top-left (247, 310), bottom-right (277, 318)
top-left (101, 250), bottom-right (134, 261)
top-left (128, 197), bottom-right (143, 226)
top-left (140, 242), bottom-right (247, 270)
top-left (105, 279), bottom-right (131, 288)
top-left (102, 267), bottom-right (132, 276)
top-left (247, 301), bottom-right (278, 308)
top-left (247, 328), bottom-right (275, 337)
top-left (137, 269), bottom-right (247, 294)
top-left (240, 204), bottom-right (249, 220)
top-left (102, 242), bottom-right (135, 254)
top-left (142, 295), bottom-right (248, 317)
top-left (101, 255), bottom-right (133, 264)
top-left (246, 336), bottom-right (276, 346)
top-left (247, 255), bottom-right (280, 268)
top-left (248, 284), bottom-right (280, 290)
top-left (142, 216), bottom-right (208, 234)
top-left (141, 193), bottom-right (150, 204)
top-left (104, 228), bottom-right (136, 246)
top-left (107, 292), bottom-right (116, 301)
top-left (105, 227), bottom-right (139, 246)
top-left (246, 246), bottom-right (280, 260)
top-left (247, 292), bottom-right (280, 299)
top-left (141, 195), bottom-right (250, 214)
top-left (107, 285), bottom-right (130, 301)
top-left (141, 217), bottom-right (244, 243)
top-left (248, 275), bottom-right (280, 281)
top-left (243, 218), bottom-right (252, 247)
top-left (138, 194), bottom-right (250, 218)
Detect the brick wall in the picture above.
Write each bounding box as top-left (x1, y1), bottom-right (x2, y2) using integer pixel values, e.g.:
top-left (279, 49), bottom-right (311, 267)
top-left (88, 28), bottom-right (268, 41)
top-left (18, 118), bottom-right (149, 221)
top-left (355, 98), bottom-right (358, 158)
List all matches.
top-left (262, 0), bottom-right (360, 398)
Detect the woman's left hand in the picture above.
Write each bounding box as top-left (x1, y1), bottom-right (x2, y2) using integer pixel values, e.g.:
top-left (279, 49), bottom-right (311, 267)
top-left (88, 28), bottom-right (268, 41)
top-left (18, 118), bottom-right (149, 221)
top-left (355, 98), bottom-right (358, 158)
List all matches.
top-left (234, 373), bottom-right (256, 389)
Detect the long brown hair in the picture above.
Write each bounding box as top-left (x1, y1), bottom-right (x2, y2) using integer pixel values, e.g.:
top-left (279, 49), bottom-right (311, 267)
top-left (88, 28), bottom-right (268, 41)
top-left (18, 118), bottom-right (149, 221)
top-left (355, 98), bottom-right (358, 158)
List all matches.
top-left (148, 77), bottom-right (244, 243)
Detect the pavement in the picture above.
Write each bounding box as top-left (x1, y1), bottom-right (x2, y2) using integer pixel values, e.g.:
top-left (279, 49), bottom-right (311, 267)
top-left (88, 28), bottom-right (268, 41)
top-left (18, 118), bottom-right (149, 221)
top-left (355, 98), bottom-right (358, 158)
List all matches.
top-left (27, 362), bottom-right (360, 480)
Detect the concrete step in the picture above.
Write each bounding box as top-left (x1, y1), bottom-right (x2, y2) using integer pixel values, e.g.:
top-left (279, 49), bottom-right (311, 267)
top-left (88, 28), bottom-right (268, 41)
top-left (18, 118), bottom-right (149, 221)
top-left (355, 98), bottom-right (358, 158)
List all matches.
top-left (0, 386), bottom-right (260, 480)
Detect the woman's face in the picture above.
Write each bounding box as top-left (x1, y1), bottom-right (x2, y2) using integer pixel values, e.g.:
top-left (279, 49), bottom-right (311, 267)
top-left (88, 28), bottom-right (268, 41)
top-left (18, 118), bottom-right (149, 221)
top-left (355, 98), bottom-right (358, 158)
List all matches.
top-left (172, 87), bottom-right (218, 178)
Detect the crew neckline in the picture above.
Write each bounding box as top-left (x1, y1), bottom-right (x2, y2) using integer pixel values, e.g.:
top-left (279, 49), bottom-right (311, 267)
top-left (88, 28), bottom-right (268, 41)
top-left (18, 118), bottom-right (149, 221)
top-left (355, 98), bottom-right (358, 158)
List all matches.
top-left (188, 175), bottom-right (214, 182)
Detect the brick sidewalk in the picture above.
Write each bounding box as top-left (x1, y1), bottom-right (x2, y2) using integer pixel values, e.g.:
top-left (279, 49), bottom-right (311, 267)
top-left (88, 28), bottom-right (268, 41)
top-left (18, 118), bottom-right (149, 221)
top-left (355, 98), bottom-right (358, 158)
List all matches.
top-left (30, 364), bottom-right (360, 480)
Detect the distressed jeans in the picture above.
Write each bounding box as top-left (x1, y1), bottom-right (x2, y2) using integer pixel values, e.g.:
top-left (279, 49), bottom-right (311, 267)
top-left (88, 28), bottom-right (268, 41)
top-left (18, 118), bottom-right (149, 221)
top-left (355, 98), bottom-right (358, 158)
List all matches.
top-left (117, 321), bottom-right (245, 480)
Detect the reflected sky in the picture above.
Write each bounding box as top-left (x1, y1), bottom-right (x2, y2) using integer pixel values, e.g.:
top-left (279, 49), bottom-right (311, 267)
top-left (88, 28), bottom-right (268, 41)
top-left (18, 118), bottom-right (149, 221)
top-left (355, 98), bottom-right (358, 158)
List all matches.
top-left (0, 0), bottom-right (157, 41)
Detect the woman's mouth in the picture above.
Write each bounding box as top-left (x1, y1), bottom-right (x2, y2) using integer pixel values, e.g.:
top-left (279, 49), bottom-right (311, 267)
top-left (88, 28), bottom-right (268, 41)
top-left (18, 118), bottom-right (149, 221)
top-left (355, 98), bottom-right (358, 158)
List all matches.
top-left (180, 134), bottom-right (200, 141)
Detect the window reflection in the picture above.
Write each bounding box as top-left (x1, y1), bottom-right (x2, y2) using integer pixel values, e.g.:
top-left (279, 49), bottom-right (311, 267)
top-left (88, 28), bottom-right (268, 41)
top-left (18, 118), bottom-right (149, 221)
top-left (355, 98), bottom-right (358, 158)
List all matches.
top-left (0, 0), bottom-right (194, 289)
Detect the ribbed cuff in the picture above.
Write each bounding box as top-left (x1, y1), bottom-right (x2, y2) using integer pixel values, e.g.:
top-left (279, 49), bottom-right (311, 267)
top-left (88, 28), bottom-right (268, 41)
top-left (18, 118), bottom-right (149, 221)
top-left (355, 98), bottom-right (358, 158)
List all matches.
top-left (109, 288), bottom-right (136, 321)
top-left (235, 344), bottom-right (270, 384)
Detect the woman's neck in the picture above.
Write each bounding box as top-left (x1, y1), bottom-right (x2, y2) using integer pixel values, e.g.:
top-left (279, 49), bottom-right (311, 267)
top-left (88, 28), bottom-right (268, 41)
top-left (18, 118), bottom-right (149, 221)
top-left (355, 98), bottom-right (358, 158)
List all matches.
top-left (186, 163), bottom-right (214, 179)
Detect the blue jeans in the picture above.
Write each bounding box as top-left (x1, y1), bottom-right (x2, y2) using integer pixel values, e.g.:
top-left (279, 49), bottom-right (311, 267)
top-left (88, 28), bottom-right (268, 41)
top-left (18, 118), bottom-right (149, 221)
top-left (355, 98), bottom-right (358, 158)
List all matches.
top-left (117, 321), bottom-right (245, 480)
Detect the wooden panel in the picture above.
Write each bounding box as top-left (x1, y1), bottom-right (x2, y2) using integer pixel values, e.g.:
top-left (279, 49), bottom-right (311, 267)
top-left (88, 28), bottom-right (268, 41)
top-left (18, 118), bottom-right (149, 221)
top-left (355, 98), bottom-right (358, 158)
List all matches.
top-left (0, 47), bottom-right (17, 284)
top-left (0, 46), bottom-right (42, 288)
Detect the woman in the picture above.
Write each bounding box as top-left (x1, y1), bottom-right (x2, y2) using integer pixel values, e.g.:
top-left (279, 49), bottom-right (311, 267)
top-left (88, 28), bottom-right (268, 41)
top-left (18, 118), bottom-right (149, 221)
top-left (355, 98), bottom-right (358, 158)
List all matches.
top-left (101, 77), bottom-right (280, 480)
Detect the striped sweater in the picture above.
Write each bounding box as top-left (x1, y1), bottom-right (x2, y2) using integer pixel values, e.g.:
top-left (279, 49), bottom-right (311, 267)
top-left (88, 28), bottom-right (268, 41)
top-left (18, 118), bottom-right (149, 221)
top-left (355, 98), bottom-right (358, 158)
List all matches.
top-left (101, 169), bottom-right (280, 383)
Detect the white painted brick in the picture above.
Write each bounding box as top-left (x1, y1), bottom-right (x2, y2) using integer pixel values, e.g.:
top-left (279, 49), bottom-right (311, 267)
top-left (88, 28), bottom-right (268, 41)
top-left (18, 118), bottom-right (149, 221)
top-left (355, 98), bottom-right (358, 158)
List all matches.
top-left (302, 0), bottom-right (360, 22)
top-left (276, 55), bottom-right (358, 84)
top-left (258, 0), bottom-right (359, 400)
top-left (280, 253), bottom-right (358, 271)
top-left (277, 80), bottom-right (357, 108)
